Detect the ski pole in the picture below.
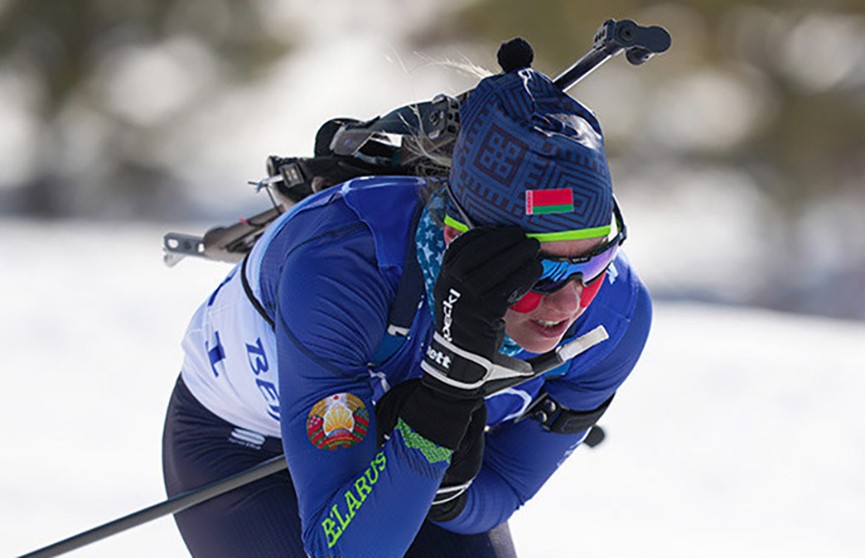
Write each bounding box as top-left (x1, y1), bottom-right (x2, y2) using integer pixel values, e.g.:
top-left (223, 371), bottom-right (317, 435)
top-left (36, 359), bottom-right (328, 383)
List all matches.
top-left (17, 326), bottom-right (609, 558)
top-left (22, 20), bottom-right (672, 558)
top-left (17, 455), bottom-right (287, 558)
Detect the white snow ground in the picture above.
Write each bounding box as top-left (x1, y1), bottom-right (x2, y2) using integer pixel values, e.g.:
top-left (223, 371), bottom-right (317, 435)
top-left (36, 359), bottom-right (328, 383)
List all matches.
top-left (0, 220), bottom-right (863, 558)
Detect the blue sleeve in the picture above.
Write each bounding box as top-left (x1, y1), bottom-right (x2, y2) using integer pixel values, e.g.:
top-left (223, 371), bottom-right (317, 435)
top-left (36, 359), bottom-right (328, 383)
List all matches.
top-left (436, 283), bottom-right (653, 534)
top-left (546, 281), bottom-right (653, 411)
top-left (275, 222), bottom-right (453, 558)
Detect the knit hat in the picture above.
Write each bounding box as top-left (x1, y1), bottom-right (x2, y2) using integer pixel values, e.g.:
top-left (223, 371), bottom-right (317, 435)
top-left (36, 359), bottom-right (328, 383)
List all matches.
top-left (445, 41), bottom-right (614, 242)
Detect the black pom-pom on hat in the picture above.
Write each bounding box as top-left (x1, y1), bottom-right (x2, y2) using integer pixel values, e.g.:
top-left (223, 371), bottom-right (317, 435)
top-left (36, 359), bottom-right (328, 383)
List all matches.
top-left (497, 37), bottom-right (534, 73)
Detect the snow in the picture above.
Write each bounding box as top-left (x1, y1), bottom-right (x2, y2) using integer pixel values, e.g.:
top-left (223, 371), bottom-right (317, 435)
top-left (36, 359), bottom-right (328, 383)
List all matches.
top-left (1, 219), bottom-right (863, 558)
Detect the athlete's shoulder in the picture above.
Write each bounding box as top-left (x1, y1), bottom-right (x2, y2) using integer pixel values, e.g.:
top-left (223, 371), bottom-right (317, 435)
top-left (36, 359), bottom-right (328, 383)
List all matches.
top-left (256, 176), bottom-right (424, 266)
top-left (337, 176), bottom-right (426, 268)
top-left (246, 176), bottom-right (427, 322)
top-left (584, 251), bottom-right (652, 361)
top-left (587, 251), bottom-right (650, 323)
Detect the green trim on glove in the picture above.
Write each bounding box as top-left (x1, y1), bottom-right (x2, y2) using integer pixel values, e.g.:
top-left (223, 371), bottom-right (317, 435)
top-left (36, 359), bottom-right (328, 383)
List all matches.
top-left (395, 418), bottom-right (454, 465)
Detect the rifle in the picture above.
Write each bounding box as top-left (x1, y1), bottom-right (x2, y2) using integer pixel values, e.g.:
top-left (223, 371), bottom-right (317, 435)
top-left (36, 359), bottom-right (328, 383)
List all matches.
top-left (20, 18), bottom-right (671, 558)
top-left (162, 19), bottom-right (670, 267)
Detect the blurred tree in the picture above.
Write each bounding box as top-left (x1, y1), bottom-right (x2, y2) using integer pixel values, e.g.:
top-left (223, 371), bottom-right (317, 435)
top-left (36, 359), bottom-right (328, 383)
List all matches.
top-left (414, 0), bottom-right (864, 210)
top-left (0, 0), bottom-right (292, 218)
top-left (412, 0), bottom-right (865, 318)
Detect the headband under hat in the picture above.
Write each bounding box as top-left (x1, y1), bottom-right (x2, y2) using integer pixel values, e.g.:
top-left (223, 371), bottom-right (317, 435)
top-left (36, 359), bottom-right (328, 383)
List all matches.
top-left (446, 39), bottom-right (615, 242)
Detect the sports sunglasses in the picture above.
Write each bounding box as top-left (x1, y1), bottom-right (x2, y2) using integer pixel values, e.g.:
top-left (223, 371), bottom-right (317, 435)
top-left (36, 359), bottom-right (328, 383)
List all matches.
top-left (532, 200), bottom-right (626, 293)
top-left (444, 181), bottom-right (627, 295)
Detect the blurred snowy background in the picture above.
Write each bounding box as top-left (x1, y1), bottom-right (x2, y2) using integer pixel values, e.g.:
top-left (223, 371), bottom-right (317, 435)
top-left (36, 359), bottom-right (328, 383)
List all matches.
top-left (1, 0), bottom-right (864, 556)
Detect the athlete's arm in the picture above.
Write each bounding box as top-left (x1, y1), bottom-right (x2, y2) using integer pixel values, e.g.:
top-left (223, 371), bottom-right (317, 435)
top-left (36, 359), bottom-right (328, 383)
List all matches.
top-left (435, 284), bottom-right (652, 534)
top-left (275, 222), bottom-right (453, 557)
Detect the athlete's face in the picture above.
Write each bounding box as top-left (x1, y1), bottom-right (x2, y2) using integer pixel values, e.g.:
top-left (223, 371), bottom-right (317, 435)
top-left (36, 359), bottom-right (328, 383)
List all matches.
top-left (503, 236), bottom-right (606, 353)
top-left (443, 227), bottom-right (606, 354)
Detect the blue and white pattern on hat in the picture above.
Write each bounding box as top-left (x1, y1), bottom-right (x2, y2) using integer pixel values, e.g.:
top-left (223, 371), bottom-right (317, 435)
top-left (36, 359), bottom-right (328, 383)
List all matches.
top-left (448, 68), bottom-right (613, 236)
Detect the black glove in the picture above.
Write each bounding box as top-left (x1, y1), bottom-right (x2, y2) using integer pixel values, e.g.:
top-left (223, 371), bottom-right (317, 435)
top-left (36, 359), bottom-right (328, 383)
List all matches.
top-left (400, 227), bottom-right (542, 450)
top-left (376, 379), bottom-right (486, 522)
top-left (427, 401), bottom-right (486, 522)
top-left (375, 379), bottom-right (420, 447)
top-left (437, 402), bottom-right (485, 491)
top-left (420, 226), bottom-right (542, 398)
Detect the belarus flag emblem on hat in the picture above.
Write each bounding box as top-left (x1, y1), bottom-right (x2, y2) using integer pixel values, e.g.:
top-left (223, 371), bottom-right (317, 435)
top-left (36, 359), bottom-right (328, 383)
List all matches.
top-left (525, 188), bottom-right (574, 215)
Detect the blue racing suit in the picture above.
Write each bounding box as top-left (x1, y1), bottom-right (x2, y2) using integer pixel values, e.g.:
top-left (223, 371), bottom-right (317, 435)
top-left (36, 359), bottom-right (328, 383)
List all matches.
top-left (170, 175), bottom-right (652, 557)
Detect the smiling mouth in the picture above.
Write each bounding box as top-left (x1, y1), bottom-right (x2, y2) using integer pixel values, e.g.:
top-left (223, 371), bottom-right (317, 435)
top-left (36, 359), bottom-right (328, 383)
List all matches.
top-left (529, 317), bottom-right (571, 337)
top-left (533, 319), bottom-right (565, 328)
top-left (527, 314), bottom-right (580, 339)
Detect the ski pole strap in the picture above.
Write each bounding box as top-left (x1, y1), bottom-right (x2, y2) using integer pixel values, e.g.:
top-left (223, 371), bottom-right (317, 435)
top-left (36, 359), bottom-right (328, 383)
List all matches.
top-left (432, 481), bottom-right (472, 506)
top-left (518, 392), bottom-right (615, 435)
top-left (481, 325), bottom-right (610, 396)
